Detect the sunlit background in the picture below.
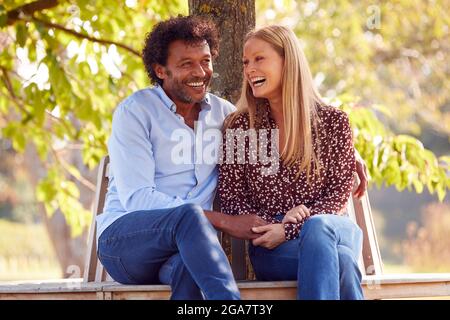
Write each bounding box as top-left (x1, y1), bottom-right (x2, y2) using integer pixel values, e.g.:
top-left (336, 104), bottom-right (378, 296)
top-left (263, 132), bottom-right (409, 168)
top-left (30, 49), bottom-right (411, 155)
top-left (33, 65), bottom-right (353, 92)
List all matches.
top-left (0, 0), bottom-right (449, 281)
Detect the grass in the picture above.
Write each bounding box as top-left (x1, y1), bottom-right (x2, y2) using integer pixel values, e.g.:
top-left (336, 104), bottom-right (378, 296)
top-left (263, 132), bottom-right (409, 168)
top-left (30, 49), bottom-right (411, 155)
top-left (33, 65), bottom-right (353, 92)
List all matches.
top-left (382, 262), bottom-right (413, 274)
top-left (0, 219), bottom-right (62, 281)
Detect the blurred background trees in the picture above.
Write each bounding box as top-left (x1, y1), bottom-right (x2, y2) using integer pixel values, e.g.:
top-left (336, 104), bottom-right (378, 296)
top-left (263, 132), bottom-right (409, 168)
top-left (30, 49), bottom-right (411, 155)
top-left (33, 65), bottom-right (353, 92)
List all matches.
top-left (0, 0), bottom-right (449, 279)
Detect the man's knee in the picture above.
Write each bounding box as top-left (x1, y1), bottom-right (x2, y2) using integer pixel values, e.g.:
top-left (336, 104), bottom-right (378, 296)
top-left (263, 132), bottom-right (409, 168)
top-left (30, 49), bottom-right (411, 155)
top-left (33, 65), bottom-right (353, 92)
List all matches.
top-left (181, 203), bottom-right (204, 216)
top-left (173, 203), bottom-right (206, 223)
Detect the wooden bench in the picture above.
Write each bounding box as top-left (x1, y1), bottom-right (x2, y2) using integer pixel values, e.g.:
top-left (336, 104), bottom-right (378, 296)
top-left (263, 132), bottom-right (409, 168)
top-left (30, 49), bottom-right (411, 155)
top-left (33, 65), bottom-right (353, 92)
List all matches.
top-left (81, 156), bottom-right (450, 299)
top-left (1, 155), bottom-right (450, 300)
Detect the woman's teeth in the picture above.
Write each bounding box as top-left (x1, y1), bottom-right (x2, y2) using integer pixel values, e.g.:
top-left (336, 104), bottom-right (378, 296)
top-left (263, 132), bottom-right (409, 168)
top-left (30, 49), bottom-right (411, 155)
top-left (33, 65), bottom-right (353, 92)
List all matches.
top-left (251, 77), bottom-right (266, 87)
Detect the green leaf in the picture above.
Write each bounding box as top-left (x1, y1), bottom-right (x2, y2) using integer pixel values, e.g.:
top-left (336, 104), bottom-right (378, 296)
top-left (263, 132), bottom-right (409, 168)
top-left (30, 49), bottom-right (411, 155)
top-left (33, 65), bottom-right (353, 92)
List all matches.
top-left (0, 5), bottom-right (7, 28)
top-left (16, 22), bottom-right (27, 47)
top-left (12, 131), bottom-right (26, 152)
top-left (28, 39), bottom-right (37, 61)
top-left (436, 183), bottom-right (446, 202)
top-left (412, 178), bottom-right (424, 194)
top-left (36, 179), bottom-right (58, 203)
top-left (61, 180), bottom-right (80, 198)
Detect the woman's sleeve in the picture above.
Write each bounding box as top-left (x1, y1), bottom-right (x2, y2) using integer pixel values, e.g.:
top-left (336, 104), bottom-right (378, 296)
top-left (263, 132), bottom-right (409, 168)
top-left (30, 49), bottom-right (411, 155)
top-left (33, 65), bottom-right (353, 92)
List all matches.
top-left (309, 110), bottom-right (356, 216)
top-left (283, 111), bottom-right (356, 241)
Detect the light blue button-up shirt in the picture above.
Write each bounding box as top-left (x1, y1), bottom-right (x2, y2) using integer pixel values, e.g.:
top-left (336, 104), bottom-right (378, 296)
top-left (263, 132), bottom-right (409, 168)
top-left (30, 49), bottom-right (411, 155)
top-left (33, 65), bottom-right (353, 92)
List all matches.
top-left (96, 85), bottom-right (236, 242)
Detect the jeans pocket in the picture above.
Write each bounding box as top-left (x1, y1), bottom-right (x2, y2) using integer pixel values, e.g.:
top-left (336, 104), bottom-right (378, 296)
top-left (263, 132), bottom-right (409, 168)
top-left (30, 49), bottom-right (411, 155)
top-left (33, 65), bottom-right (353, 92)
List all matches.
top-left (98, 253), bottom-right (138, 284)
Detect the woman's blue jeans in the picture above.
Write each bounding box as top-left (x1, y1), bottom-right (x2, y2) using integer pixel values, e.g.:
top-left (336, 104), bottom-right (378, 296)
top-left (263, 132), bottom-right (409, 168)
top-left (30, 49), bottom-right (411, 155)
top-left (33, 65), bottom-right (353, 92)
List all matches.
top-left (249, 214), bottom-right (364, 300)
top-left (97, 203), bottom-right (240, 300)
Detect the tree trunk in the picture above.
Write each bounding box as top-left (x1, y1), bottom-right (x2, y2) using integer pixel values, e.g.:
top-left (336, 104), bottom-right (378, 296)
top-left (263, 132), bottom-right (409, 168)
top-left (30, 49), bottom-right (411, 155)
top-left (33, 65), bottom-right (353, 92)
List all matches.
top-left (24, 146), bottom-right (94, 278)
top-left (189, 0), bottom-right (255, 104)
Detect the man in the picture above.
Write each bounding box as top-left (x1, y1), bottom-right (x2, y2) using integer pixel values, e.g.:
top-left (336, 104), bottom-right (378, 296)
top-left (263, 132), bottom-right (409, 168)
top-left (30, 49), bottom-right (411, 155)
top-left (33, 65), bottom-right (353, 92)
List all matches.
top-left (96, 15), bottom-right (369, 300)
top-left (96, 15), bottom-right (263, 300)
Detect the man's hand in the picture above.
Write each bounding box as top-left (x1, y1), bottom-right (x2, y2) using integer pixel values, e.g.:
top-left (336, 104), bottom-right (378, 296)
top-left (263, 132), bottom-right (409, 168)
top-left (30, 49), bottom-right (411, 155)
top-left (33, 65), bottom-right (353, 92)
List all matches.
top-left (224, 214), bottom-right (269, 240)
top-left (251, 224), bottom-right (286, 249)
top-left (354, 149), bottom-right (369, 199)
top-left (282, 205), bottom-right (310, 224)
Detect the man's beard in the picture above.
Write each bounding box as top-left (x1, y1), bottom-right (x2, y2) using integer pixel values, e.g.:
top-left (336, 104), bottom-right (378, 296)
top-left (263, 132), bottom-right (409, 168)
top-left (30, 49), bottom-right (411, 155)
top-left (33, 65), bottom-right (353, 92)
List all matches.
top-left (170, 75), bottom-right (211, 104)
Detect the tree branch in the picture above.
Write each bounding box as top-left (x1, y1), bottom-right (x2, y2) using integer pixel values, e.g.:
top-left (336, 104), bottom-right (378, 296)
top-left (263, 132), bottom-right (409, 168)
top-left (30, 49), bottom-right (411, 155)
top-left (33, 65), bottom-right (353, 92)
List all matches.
top-left (6, 0), bottom-right (140, 57)
top-left (7, 0), bottom-right (59, 25)
top-left (32, 16), bottom-right (141, 57)
top-left (50, 147), bottom-right (96, 192)
top-left (0, 67), bottom-right (33, 119)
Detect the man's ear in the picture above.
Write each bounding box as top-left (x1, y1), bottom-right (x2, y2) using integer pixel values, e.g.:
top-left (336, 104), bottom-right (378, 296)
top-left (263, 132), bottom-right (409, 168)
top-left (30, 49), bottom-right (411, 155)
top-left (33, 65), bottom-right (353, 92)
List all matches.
top-left (153, 63), bottom-right (167, 80)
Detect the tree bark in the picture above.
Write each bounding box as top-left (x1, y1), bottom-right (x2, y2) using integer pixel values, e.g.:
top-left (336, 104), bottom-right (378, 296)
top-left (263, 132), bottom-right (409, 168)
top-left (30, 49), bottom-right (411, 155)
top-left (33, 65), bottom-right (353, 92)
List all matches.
top-left (189, 0), bottom-right (255, 104)
top-left (6, 0), bottom-right (59, 25)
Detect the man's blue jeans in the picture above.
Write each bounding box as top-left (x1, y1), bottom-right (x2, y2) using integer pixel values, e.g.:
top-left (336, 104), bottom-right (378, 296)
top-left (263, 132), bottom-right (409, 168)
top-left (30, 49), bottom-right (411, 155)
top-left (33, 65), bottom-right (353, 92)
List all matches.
top-left (97, 203), bottom-right (240, 300)
top-left (249, 214), bottom-right (364, 300)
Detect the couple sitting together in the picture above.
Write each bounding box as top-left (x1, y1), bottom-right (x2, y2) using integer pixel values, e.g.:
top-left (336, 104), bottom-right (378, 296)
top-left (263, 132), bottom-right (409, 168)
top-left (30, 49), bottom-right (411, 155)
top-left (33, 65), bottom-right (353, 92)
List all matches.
top-left (96, 15), bottom-right (368, 300)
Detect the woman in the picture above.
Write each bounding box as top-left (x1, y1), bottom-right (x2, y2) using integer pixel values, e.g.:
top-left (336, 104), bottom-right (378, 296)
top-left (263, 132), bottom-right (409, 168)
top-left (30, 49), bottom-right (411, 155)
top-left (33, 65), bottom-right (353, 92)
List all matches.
top-left (218, 25), bottom-right (364, 300)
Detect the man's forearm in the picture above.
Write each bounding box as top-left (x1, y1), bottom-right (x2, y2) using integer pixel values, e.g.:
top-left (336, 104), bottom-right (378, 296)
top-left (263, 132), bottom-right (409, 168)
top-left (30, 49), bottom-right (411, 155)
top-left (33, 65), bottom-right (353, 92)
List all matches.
top-left (204, 210), bottom-right (230, 232)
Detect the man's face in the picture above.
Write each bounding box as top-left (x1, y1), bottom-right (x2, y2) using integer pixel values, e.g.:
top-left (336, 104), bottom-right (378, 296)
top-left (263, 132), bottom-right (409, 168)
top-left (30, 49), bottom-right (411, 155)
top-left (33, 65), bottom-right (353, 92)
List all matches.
top-left (155, 40), bottom-right (213, 104)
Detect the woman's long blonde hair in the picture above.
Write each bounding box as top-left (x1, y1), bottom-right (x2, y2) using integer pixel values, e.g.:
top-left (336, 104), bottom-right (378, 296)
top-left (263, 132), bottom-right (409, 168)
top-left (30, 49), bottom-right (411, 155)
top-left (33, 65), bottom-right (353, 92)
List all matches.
top-left (228, 25), bottom-right (326, 180)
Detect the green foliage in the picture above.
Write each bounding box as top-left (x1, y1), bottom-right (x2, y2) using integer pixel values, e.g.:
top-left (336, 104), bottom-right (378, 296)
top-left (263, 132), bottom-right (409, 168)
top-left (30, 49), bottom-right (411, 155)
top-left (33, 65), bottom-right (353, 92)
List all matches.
top-left (0, 0), bottom-right (448, 237)
top-left (0, 5), bottom-right (7, 28)
top-left (257, 0), bottom-right (450, 137)
top-left (0, 0), bottom-right (188, 236)
top-left (335, 96), bottom-right (449, 201)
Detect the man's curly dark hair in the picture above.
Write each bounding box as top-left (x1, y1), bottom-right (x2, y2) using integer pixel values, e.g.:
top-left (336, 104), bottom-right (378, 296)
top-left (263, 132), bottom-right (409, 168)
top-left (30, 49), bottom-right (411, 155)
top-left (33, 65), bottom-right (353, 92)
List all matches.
top-left (142, 15), bottom-right (220, 86)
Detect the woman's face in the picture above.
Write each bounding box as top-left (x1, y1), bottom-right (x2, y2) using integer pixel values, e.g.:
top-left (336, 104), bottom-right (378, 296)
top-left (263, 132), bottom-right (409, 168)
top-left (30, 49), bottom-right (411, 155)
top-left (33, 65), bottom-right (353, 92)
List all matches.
top-left (243, 37), bottom-right (284, 101)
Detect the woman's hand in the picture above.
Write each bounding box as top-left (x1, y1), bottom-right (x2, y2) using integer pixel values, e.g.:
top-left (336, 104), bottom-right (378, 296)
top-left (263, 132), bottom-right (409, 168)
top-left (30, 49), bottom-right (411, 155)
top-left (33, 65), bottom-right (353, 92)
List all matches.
top-left (251, 224), bottom-right (286, 249)
top-left (282, 205), bottom-right (310, 224)
top-left (354, 149), bottom-right (369, 199)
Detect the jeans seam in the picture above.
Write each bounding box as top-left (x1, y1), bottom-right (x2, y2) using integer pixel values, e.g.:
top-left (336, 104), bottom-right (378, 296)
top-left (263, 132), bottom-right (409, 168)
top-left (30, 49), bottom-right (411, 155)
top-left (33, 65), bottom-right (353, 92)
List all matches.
top-left (249, 252), bottom-right (298, 259)
top-left (99, 228), bottom-right (174, 244)
top-left (98, 252), bottom-right (139, 283)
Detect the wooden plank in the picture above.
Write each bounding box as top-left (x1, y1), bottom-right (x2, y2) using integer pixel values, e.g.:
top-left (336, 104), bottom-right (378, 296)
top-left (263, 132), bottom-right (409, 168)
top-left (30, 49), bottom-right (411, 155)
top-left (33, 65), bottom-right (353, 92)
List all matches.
top-left (231, 237), bottom-right (246, 280)
top-left (351, 175), bottom-right (383, 276)
top-left (103, 283), bottom-right (171, 300)
top-left (346, 193), bottom-right (367, 275)
top-left (112, 291), bottom-right (171, 300)
top-left (363, 273), bottom-right (450, 284)
top-left (95, 260), bottom-right (106, 283)
top-left (2, 276), bottom-right (450, 299)
top-left (96, 291), bottom-right (105, 300)
top-left (0, 278), bottom-right (100, 293)
top-left (84, 156), bottom-right (109, 282)
top-left (102, 283), bottom-right (171, 292)
top-left (240, 287), bottom-right (297, 300)
top-left (364, 282), bottom-right (450, 300)
top-left (0, 279), bottom-right (102, 300)
top-left (99, 278), bottom-right (450, 300)
top-left (0, 292), bottom-right (99, 300)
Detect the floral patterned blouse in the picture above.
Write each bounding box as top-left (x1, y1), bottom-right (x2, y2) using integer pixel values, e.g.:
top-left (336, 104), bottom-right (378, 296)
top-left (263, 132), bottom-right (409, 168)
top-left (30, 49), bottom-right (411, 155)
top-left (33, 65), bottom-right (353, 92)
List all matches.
top-left (218, 104), bottom-right (356, 241)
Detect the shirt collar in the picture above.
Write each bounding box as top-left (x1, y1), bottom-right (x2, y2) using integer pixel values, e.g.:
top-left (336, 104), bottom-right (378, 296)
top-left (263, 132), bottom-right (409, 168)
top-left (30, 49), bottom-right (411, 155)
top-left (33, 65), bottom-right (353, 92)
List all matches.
top-left (154, 85), bottom-right (211, 113)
